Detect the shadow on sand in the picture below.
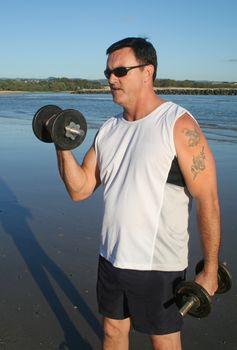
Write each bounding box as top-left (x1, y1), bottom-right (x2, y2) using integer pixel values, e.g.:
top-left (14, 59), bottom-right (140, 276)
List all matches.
top-left (0, 177), bottom-right (103, 349)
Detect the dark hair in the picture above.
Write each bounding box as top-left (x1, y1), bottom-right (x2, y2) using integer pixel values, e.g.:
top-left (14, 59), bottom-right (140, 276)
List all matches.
top-left (106, 37), bottom-right (157, 81)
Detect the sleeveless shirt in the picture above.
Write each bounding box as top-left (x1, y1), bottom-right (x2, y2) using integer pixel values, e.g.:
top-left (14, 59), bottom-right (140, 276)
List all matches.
top-left (95, 101), bottom-right (195, 271)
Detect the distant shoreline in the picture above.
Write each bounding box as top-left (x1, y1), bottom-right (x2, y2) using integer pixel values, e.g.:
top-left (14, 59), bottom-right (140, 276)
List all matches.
top-left (1, 87), bottom-right (237, 95)
top-left (0, 90), bottom-right (30, 94)
top-left (72, 87), bottom-right (237, 95)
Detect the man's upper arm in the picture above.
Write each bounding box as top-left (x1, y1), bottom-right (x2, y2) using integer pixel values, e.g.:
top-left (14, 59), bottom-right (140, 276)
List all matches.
top-left (80, 145), bottom-right (101, 198)
top-left (173, 113), bottom-right (218, 200)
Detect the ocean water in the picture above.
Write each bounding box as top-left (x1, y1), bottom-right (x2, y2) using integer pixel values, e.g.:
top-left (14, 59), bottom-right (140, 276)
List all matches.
top-left (0, 92), bottom-right (237, 143)
top-left (0, 94), bottom-right (236, 350)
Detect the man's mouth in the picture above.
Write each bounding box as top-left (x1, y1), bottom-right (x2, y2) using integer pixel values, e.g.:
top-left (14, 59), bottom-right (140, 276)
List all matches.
top-left (110, 86), bottom-right (121, 93)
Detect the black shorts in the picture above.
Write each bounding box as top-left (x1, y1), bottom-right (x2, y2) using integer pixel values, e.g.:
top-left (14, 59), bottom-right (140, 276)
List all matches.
top-left (97, 256), bottom-right (185, 335)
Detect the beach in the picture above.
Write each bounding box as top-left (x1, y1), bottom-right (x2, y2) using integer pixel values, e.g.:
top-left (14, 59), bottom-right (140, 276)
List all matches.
top-left (0, 93), bottom-right (236, 349)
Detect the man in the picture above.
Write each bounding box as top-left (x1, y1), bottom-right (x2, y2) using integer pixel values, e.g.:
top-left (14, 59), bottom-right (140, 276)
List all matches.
top-left (55, 37), bottom-right (220, 350)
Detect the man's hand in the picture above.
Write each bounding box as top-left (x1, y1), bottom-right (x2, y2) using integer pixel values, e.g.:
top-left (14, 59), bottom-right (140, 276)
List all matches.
top-left (194, 269), bottom-right (218, 296)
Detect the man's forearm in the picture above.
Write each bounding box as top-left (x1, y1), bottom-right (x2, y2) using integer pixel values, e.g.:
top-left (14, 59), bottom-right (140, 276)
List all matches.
top-left (196, 197), bottom-right (221, 272)
top-left (56, 149), bottom-right (87, 200)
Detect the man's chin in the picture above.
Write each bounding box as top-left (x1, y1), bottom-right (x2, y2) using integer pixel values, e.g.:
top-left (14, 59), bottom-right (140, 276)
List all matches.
top-left (111, 90), bottom-right (123, 105)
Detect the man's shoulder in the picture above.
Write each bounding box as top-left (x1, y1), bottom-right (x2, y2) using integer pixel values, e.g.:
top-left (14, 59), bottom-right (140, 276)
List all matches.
top-left (163, 102), bottom-right (198, 127)
top-left (99, 113), bottom-right (122, 131)
top-left (96, 113), bottom-right (123, 143)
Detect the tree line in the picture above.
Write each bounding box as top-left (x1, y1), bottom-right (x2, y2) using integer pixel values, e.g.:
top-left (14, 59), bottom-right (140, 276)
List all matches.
top-left (154, 79), bottom-right (236, 88)
top-left (0, 77), bottom-right (236, 92)
top-left (0, 78), bottom-right (102, 92)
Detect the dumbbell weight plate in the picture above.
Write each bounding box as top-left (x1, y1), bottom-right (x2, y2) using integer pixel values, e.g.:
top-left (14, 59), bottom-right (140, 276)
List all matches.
top-left (175, 281), bottom-right (212, 318)
top-left (217, 263), bottom-right (232, 294)
top-left (52, 109), bottom-right (87, 150)
top-left (32, 105), bottom-right (62, 143)
top-left (195, 260), bottom-right (232, 294)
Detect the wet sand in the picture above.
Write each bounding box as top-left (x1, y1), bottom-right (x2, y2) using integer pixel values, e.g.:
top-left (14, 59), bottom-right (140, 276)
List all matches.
top-left (0, 120), bottom-right (236, 350)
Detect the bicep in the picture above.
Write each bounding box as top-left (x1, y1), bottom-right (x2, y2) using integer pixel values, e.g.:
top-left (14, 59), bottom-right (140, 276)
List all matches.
top-left (174, 114), bottom-right (218, 200)
top-left (81, 145), bottom-right (101, 196)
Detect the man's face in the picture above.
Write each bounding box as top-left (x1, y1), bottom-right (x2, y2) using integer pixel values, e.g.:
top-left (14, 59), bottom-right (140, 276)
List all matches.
top-left (106, 47), bottom-right (147, 108)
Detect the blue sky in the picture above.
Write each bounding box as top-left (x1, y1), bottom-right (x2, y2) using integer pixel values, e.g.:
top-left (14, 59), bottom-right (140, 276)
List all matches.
top-left (1, 0), bottom-right (236, 82)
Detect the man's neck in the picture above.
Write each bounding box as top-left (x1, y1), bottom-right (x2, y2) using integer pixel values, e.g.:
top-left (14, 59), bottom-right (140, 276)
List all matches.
top-left (123, 94), bottom-right (165, 122)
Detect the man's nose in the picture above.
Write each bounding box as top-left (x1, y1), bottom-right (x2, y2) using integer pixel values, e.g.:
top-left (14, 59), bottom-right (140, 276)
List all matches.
top-left (108, 73), bottom-right (118, 83)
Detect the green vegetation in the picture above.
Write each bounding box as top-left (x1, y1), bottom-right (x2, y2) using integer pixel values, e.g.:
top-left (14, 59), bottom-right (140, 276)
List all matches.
top-left (0, 77), bottom-right (102, 92)
top-left (154, 79), bottom-right (236, 88)
top-left (0, 77), bottom-right (236, 92)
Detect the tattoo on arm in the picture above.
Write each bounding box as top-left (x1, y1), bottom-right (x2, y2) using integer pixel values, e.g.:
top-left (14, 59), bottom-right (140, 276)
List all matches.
top-left (183, 127), bottom-right (200, 147)
top-left (191, 146), bottom-right (206, 180)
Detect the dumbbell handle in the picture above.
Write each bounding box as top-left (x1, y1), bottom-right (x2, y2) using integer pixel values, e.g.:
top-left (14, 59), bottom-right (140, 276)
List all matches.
top-left (65, 125), bottom-right (85, 136)
top-left (65, 121), bottom-right (85, 140)
top-left (179, 295), bottom-right (199, 316)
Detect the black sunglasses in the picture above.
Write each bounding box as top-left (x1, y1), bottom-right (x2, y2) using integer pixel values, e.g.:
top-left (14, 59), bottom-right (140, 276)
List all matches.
top-left (104, 64), bottom-right (149, 79)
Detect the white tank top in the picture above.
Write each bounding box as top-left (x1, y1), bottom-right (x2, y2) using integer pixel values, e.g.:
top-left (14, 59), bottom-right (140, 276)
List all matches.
top-left (95, 101), bottom-right (195, 271)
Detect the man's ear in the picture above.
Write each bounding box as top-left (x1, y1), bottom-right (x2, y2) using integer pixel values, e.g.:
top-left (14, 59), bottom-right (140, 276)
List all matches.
top-left (144, 64), bottom-right (155, 83)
